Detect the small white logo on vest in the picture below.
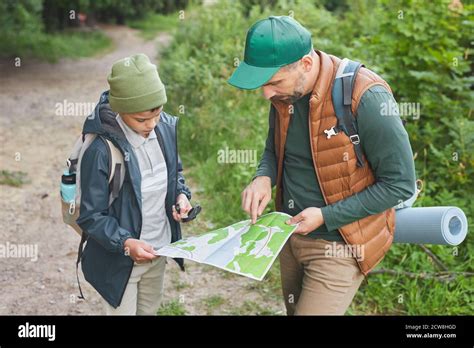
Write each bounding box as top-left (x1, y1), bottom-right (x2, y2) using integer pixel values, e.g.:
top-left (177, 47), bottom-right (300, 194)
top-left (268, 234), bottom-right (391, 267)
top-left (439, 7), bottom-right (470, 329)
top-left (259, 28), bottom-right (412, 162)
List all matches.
top-left (18, 322), bottom-right (56, 341)
top-left (324, 126), bottom-right (339, 139)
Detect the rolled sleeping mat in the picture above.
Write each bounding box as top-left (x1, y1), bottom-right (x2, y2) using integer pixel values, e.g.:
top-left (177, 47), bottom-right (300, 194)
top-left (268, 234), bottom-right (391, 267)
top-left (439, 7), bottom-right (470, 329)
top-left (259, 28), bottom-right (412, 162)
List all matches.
top-left (394, 207), bottom-right (468, 245)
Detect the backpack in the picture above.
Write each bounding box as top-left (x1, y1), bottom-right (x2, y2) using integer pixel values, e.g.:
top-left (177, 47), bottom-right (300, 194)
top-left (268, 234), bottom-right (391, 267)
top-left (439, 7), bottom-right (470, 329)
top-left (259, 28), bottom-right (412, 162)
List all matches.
top-left (330, 58), bottom-right (420, 208)
top-left (329, 58), bottom-right (366, 168)
top-left (330, 58), bottom-right (409, 166)
top-left (60, 133), bottom-right (125, 299)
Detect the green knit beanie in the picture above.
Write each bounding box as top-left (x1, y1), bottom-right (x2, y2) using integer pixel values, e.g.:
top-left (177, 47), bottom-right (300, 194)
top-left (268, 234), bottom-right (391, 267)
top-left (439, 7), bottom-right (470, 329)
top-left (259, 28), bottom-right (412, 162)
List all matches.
top-left (107, 53), bottom-right (167, 113)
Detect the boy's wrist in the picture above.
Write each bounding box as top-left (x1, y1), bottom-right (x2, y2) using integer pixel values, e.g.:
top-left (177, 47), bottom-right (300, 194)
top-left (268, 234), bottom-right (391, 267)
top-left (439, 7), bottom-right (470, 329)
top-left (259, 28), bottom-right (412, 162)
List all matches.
top-left (123, 238), bottom-right (134, 256)
top-left (177, 189), bottom-right (191, 201)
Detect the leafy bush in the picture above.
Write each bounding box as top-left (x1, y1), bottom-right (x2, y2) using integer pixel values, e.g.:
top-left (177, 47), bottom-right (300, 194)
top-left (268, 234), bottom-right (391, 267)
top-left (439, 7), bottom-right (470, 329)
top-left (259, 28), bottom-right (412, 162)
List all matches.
top-left (127, 12), bottom-right (182, 39)
top-left (0, 0), bottom-right (112, 61)
top-left (42, 0), bottom-right (190, 29)
top-left (0, 0), bottom-right (190, 60)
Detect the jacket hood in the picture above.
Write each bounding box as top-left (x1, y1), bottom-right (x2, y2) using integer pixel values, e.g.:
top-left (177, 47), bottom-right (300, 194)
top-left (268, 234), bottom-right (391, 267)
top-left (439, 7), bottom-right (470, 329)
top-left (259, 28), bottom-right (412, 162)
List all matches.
top-left (82, 91), bottom-right (126, 141)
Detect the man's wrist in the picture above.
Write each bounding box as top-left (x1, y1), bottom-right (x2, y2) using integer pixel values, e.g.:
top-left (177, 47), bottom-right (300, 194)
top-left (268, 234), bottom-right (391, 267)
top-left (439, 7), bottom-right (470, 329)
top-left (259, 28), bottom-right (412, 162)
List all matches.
top-left (320, 206), bottom-right (335, 231)
top-left (253, 172), bottom-right (276, 187)
top-left (316, 207), bottom-right (325, 223)
top-left (251, 175), bottom-right (272, 187)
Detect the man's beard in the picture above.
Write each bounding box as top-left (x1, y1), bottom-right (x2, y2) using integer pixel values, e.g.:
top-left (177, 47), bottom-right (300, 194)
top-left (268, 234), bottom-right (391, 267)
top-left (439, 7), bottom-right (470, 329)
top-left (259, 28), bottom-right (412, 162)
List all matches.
top-left (270, 92), bottom-right (303, 105)
top-left (270, 73), bottom-right (306, 105)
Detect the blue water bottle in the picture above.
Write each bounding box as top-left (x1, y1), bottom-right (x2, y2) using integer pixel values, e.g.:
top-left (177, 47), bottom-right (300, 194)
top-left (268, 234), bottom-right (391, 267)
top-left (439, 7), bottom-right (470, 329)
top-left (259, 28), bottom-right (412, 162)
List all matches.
top-left (60, 169), bottom-right (76, 203)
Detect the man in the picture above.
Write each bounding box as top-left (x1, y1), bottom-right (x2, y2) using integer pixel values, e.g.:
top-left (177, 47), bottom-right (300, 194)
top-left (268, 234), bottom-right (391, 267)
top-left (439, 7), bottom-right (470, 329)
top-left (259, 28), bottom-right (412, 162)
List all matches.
top-left (228, 16), bottom-right (416, 315)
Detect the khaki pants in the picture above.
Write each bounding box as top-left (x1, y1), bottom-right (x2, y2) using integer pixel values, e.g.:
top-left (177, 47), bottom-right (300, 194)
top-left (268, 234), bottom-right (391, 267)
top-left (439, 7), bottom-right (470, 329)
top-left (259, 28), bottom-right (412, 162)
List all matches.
top-left (279, 234), bottom-right (365, 315)
top-left (102, 256), bottom-right (166, 315)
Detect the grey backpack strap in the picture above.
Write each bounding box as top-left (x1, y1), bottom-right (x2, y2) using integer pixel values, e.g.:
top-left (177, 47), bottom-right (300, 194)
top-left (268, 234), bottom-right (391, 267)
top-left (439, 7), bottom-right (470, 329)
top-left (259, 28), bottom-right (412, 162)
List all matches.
top-left (332, 58), bottom-right (365, 167)
top-left (99, 136), bottom-right (125, 205)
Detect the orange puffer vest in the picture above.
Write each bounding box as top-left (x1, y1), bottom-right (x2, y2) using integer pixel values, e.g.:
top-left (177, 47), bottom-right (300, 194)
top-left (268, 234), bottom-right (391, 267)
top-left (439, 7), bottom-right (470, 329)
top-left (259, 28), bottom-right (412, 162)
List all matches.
top-left (272, 50), bottom-right (395, 276)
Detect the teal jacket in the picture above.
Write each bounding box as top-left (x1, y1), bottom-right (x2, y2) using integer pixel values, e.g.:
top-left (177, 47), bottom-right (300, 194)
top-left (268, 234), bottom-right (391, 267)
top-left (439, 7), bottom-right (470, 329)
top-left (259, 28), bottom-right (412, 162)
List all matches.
top-left (77, 91), bottom-right (191, 308)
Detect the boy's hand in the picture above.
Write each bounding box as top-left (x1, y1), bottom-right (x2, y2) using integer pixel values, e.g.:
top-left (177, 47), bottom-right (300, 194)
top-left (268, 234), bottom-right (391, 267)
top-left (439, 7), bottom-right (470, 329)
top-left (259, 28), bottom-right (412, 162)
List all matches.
top-left (172, 193), bottom-right (192, 222)
top-left (123, 239), bottom-right (158, 264)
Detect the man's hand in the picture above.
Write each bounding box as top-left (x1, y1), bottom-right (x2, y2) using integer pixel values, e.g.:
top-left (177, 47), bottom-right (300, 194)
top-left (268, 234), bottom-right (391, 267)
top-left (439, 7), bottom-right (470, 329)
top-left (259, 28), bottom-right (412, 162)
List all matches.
top-left (242, 176), bottom-right (272, 224)
top-left (172, 193), bottom-right (192, 222)
top-left (123, 238), bottom-right (158, 264)
top-left (286, 207), bottom-right (324, 235)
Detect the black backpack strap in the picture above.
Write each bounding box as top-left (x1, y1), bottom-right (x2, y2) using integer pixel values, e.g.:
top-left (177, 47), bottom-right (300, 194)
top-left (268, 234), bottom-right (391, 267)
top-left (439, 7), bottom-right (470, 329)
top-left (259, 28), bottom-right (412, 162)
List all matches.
top-left (75, 232), bottom-right (87, 300)
top-left (332, 58), bottom-right (365, 167)
top-left (111, 163), bottom-right (122, 200)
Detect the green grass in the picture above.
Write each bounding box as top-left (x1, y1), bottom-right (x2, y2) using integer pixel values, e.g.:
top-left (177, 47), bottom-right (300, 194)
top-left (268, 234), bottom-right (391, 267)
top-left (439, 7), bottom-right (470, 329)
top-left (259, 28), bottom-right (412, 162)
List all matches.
top-left (0, 29), bottom-right (113, 62)
top-left (202, 295), bottom-right (226, 314)
top-left (127, 12), bottom-right (182, 40)
top-left (47, 30), bottom-right (113, 59)
top-left (352, 244), bottom-right (474, 315)
top-left (173, 279), bottom-right (191, 291)
top-left (157, 300), bottom-right (187, 315)
top-left (0, 170), bottom-right (30, 187)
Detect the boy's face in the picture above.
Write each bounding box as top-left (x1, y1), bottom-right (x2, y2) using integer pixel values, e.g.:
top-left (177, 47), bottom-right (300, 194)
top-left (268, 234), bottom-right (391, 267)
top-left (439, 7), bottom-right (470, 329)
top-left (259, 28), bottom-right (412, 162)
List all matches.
top-left (121, 106), bottom-right (162, 138)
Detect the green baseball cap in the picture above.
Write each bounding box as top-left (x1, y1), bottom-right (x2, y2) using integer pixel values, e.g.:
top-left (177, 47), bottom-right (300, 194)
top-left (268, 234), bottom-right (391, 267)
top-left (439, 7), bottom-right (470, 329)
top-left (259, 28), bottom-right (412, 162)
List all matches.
top-left (228, 16), bottom-right (312, 90)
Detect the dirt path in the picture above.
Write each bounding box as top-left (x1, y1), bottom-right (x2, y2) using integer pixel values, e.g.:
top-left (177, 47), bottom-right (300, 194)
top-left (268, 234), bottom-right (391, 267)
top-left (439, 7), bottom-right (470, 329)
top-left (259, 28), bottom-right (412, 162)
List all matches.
top-left (0, 25), bottom-right (285, 315)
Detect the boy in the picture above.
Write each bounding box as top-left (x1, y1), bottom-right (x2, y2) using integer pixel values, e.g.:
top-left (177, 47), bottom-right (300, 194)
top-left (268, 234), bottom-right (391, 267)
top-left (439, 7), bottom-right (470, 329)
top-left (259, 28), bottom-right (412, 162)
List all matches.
top-left (76, 53), bottom-right (192, 315)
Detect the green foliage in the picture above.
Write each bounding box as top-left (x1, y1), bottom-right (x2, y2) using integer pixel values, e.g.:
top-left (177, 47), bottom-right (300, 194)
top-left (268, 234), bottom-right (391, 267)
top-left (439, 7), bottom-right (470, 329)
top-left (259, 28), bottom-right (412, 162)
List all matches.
top-left (127, 12), bottom-right (182, 40)
top-left (354, 243), bottom-right (473, 315)
top-left (0, 0), bottom-right (190, 60)
top-left (358, 0), bottom-right (473, 212)
top-left (42, 0), bottom-right (190, 29)
top-left (0, 28), bottom-right (112, 62)
top-left (0, 0), bottom-right (112, 61)
top-left (0, 0), bottom-right (44, 57)
top-left (161, 2), bottom-right (270, 226)
top-left (157, 300), bottom-right (187, 315)
top-left (160, 0), bottom-right (473, 314)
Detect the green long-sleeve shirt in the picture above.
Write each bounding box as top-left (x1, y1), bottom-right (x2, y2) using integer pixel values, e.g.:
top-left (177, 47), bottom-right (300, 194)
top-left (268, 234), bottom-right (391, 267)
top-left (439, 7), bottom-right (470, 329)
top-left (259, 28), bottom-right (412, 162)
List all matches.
top-left (255, 85), bottom-right (416, 242)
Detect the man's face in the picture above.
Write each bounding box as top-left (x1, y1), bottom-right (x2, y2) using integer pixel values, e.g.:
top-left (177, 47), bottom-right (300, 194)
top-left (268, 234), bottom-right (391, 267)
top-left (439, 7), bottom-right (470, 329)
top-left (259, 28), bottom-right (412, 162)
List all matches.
top-left (261, 61), bottom-right (307, 105)
top-left (121, 107), bottom-right (162, 138)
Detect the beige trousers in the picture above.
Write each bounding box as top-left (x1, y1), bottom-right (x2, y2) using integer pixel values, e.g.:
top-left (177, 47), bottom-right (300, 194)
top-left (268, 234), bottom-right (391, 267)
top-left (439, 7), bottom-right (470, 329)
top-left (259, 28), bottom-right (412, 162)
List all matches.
top-left (102, 256), bottom-right (166, 315)
top-left (279, 234), bottom-right (365, 315)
